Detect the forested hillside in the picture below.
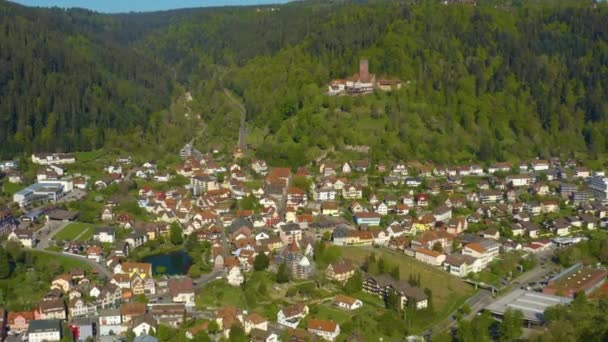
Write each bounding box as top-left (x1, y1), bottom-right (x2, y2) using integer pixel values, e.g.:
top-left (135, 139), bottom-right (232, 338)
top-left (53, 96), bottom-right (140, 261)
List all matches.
top-left (0, 0), bottom-right (607, 166)
top-left (0, 2), bottom-right (173, 158)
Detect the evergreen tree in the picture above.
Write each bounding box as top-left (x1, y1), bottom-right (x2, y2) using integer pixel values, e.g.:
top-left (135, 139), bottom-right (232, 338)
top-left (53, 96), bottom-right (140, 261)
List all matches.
top-left (229, 325), bottom-right (247, 342)
top-left (390, 265), bottom-right (400, 280)
top-left (343, 270), bottom-right (363, 294)
top-left (0, 249), bottom-right (11, 279)
top-left (169, 222), bottom-right (184, 245)
top-left (276, 263), bottom-right (290, 283)
top-left (253, 253), bottom-right (270, 271)
top-left (498, 309), bottom-right (523, 342)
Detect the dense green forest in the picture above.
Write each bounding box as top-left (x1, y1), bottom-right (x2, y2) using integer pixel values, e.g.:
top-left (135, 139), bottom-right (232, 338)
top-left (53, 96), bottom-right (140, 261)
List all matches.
top-left (0, 0), bottom-right (607, 166)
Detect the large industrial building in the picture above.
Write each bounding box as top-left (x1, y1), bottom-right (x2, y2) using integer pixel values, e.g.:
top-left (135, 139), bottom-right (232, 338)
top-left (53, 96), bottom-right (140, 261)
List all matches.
top-left (486, 289), bottom-right (572, 326)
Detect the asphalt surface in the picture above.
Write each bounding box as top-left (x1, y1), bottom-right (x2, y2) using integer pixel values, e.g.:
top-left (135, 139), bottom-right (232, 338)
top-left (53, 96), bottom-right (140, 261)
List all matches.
top-left (33, 220), bottom-right (70, 249)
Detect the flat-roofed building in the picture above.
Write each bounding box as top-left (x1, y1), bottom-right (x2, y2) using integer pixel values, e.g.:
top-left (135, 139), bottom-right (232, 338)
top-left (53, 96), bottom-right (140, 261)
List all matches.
top-left (486, 289), bottom-right (572, 327)
top-left (542, 264), bottom-right (608, 298)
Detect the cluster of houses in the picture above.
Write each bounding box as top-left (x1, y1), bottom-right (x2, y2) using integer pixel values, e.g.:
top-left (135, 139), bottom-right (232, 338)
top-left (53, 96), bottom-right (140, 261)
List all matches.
top-left (2, 260), bottom-right (197, 341)
top-left (6, 143), bottom-right (608, 341)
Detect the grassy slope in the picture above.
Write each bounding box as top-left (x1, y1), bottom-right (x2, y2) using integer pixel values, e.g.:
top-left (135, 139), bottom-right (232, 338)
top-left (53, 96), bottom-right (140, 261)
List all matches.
top-left (53, 222), bottom-right (94, 241)
top-left (340, 247), bottom-right (474, 333)
top-left (0, 251), bottom-right (90, 311)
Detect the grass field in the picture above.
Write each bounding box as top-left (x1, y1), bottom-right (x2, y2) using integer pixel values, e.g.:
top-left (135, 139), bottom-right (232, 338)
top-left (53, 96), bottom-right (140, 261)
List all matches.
top-left (1, 180), bottom-right (23, 196)
top-left (75, 150), bottom-right (106, 162)
top-left (195, 280), bottom-right (247, 309)
top-left (340, 247), bottom-right (475, 333)
top-left (29, 250), bottom-right (92, 270)
top-left (53, 222), bottom-right (94, 241)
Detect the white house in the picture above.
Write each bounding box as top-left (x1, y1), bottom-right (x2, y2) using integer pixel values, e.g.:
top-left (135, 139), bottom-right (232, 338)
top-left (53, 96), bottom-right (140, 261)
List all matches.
top-left (31, 153), bottom-right (75, 165)
top-left (227, 266), bottom-right (244, 286)
top-left (168, 278), bottom-right (196, 307)
top-left (132, 315), bottom-right (158, 336)
top-left (93, 227), bottom-right (115, 243)
top-left (334, 295), bottom-right (363, 311)
top-left (277, 304), bottom-right (308, 329)
top-left (244, 313), bottom-right (268, 334)
top-left (462, 240), bottom-right (500, 269)
top-left (375, 202), bottom-right (389, 216)
top-left (98, 309), bottom-right (126, 336)
top-left (27, 320), bottom-right (62, 342)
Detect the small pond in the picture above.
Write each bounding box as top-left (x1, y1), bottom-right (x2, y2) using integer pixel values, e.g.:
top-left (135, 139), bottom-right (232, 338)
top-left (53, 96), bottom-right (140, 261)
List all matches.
top-left (141, 249), bottom-right (192, 275)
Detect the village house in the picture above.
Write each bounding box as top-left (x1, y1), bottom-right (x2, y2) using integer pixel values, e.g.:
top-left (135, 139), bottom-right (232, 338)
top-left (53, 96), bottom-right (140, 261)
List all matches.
top-left (149, 304), bottom-right (186, 327)
top-left (244, 313), bottom-right (268, 334)
top-left (38, 298), bottom-right (67, 320)
top-left (277, 303), bottom-right (309, 329)
top-left (120, 302), bottom-right (146, 324)
top-left (325, 259), bottom-right (355, 283)
top-left (227, 265), bottom-right (245, 286)
top-left (132, 314), bottom-right (158, 336)
top-left (8, 311), bottom-right (35, 333)
top-left (443, 254), bottom-right (482, 277)
top-left (334, 295), bottom-right (363, 311)
top-left (27, 319), bottom-right (63, 342)
top-left (307, 319), bottom-right (340, 341)
top-left (93, 227), bottom-right (116, 243)
top-left (363, 275), bottom-right (428, 310)
top-left (168, 278), bottom-right (195, 306)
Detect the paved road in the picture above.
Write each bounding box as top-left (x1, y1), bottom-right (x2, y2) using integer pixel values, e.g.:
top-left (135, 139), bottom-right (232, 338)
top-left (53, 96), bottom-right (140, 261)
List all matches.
top-left (223, 88), bottom-right (247, 149)
top-left (34, 220), bottom-right (70, 249)
top-left (194, 269), bottom-right (225, 289)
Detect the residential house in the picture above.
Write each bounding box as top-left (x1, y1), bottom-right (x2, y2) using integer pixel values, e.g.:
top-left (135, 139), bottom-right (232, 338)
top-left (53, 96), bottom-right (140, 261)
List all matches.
top-left (98, 309), bottom-right (125, 336)
top-left (553, 218), bottom-right (571, 236)
top-left (325, 259), bottom-right (355, 283)
top-left (244, 313), bottom-right (268, 334)
top-left (8, 311), bottom-right (35, 333)
top-left (443, 254), bottom-right (483, 277)
top-left (120, 302), bottom-right (146, 324)
top-left (8, 229), bottom-right (35, 248)
top-left (433, 205), bottom-right (452, 223)
top-left (149, 304), bottom-right (185, 328)
top-left (307, 319), bottom-right (340, 341)
top-left (38, 298), bottom-right (66, 320)
top-left (334, 295), bottom-right (363, 311)
top-left (132, 314), bottom-right (158, 336)
top-left (277, 303), bottom-right (309, 329)
top-left (353, 212), bottom-right (381, 226)
top-left (93, 227), bottom-right (115, 243)
top-left (227, 266), bottom-right (245, 286)
top-left (363, 275), bottom-right (428, 310)
top-left (87, 245), bottom-right (103, 262)
top-left (27, 319), bottom-right (62, 342)
top-left (342, 185), bottom-right (363, 199)
top-left (51, 274), bottom-right (72, 293)
top-left (312, 187), bottom-right (337, 201)
top-left (168, 278), bottom-right (195, 307)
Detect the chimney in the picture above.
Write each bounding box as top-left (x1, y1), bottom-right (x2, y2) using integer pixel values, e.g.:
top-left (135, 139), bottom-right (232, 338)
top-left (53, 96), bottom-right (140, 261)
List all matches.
top-left (359, 59), bottom-right (369, 80)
